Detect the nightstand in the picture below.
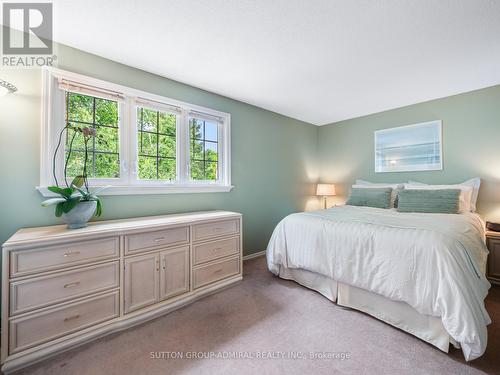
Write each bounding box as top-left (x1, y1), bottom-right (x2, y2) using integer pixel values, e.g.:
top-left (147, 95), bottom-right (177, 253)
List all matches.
top-left (486, 231), bottom-right (500, 284)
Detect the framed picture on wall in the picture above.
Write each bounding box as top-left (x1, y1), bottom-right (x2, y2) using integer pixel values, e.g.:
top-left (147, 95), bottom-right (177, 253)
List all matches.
top-left (374, 120), bottom-right (443, 173)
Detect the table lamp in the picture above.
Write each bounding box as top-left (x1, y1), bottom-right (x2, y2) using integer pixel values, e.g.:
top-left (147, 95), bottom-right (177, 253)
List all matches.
top-left (316, 183), bottom-right (336, 209)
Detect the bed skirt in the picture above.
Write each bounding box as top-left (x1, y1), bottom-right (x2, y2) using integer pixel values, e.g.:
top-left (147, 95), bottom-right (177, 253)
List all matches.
top-left (278, 265), bottom-right (459, 353)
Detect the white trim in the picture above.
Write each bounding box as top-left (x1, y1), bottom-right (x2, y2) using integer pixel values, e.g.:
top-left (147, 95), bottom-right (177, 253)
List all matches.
top-left (40, 67), bottom-right (232, 194)
top-left (36, 184), bottom-right (234, 197)
top-left (243, 250), bottom-right (266, 261)
top-left (58, 79), bottom-right (125, 102)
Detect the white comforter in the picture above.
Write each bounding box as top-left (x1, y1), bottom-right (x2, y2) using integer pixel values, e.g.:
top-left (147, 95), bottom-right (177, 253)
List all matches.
top-left (266, 205), bottom-right (491, 360)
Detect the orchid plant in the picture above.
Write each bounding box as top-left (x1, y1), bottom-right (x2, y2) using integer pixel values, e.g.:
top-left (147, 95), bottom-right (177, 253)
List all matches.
top-left (41, 125), bottom-right (109, 217)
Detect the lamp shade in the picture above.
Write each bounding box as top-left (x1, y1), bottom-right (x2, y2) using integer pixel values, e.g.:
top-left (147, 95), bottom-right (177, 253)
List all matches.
top-left (316, 183), bottom-right (336, 196)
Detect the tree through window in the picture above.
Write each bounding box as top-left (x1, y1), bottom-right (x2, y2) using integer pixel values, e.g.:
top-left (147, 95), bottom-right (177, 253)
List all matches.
top-left (137, 107), bottom-right (177, 181)
top-left (189, 117), bottom-right (218, 181)
top-left (65, 92), bottom-right (120, 179)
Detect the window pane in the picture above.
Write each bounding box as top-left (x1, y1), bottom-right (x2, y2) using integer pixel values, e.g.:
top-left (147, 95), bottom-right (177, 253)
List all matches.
top-left (158, 135), bottom-right (176, 158)
top-left (65, 92), bottom-right (120, 179)
top-left (67, 93), bottom-right (93, 123)
top-left (138, 156), bottom-right (157, 180)
top-left (66, 123), bottom-right (85, 151)
top-left (205, 141), bottom-right (218, 161)
top-left (158, 158), bottom-right (176, 181)
top-left (204, 121), bottom-right (218, 142)
top-left (191, 138), bottom-right (203, 160)
top-left (65, 150), bottom-right (85, 178)
top-left (205, 161), bottom-right (218, 181)
top-left (95, 125), bottom-right (119, 153)
top-left (95, 98), bottom-right (118, 126)
top-left (139, 132), bottom-right (158, 156)
top-left (95, 153), bottom-right (120, 178)
top-left (139, 108), bottom-right (157, 132)
top-left (159, 112), bottom-right (176, 135)
top-left (191, 161), bottom-right (204, 180)
top-left (190, 118), bottom-right (204, 139)
top-left (189, 117), bottom-right (219, 181)
top-left (137, 106), bottom-right (177, 181)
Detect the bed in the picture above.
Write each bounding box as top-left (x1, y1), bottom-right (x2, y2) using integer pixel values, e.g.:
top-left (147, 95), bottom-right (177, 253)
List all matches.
top-left (266, 205), bottom-right (491, 361)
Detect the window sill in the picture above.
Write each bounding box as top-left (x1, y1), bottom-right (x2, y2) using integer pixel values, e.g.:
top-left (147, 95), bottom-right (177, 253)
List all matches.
top-left (37, 184), bottom-right (234, 197)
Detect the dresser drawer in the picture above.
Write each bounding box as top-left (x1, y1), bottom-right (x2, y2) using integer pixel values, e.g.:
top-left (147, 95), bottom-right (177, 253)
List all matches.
top-left (193, 219), bottom-right (239, 242)
top-left (10, 237), bottom-right (119, 277)
top-left (193, 256), bottom-right (240, 289)
top-left (193, 237), bottom-right (240, 265)
top-left (9, 291), bottom-right (119, 354)
top-left (125, 226), bottom-right (189, 255)
top-left (10, 262), bottom-right (119, 315)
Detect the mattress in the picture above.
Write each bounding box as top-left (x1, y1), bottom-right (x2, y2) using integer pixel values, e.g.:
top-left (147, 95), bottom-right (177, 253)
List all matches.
top-left (267, 205), bottom-right (491, 360)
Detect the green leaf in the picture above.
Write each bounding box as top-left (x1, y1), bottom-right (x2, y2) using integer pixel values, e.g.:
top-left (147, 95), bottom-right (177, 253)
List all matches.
top-left (62, 198), bottom-right (80, 213)
top-left (71, 175), bottom-right (85, 188)
top-left (55, 202), bottom-right (64, 217)
top-left (41, 198), bottom-right (66, 207)
top-left (95, 198), bottom-right (102, 217)
top-left (60, 187), bottom-right (74, 198)
top-left (47, 186), bottom-right (66, 196)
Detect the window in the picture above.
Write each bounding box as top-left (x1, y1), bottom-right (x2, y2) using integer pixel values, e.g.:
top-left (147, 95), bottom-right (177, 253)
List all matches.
top-left (137, 107), bottom-right (177, 181)
top-left (40, 68), bottom-right (231, 196)
top-left (189, 117), bottom-right (219, 181)
top-left (65, 92), bottom-right (120, 179)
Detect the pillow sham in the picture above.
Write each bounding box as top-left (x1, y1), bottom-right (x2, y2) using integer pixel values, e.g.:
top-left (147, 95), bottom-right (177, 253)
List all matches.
top-left (407, 178), bottom-right (481, 212)
top-left (403, 183), bottom-right (473, 213)
top-left (397, 189), bottom-right (461, 214)
top-left (346, 187), bottom-right (393, 209)
top-left (355, 180), bottom-right (404, 208)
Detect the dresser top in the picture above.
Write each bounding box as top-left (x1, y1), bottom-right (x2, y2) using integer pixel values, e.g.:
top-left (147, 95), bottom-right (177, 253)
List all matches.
top-left (486, 230), bottom-right (500, 239)
top-left (3, 210), bottom-right (241, 248)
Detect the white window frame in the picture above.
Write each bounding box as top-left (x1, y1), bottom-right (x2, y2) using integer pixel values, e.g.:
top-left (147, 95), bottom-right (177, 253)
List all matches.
top-left (38, 67), bottom-right (232, 196)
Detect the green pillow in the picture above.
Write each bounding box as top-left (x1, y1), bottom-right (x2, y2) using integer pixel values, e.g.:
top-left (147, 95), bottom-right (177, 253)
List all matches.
top-left (346, 188), bottom-right (393, 209)
top-left (397, 189), bottom-right (461, 214)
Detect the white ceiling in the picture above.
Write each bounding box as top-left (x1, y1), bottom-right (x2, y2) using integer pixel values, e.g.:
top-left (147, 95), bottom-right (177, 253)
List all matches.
top-left (47, 0), bottom-right (500, 125)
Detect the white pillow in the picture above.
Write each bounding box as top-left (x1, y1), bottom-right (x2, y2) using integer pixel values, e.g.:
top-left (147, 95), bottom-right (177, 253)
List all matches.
top-left (407, 178), bottom-right (481, 212)
top-left (403, 183), bottom-right (473, 213)
top-left (354, 180), bottom-right (404, 208)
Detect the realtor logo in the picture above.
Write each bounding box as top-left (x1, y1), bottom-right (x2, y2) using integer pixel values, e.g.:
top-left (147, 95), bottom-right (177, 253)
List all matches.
top-left (2, 2), bottom-right (53, 54)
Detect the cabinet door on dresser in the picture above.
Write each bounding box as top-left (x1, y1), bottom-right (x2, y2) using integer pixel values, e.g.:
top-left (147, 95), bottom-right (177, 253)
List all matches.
top-left (487, 237), bottom-right (500, 281)
top-left (124, 253), bottom-right (160, 313)
top-left (159, 246), bottom-right (189, 301)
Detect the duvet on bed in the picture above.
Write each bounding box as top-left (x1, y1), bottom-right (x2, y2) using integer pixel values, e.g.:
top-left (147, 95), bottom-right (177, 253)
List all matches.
top-left (266, 205), bottom-right (491, 361)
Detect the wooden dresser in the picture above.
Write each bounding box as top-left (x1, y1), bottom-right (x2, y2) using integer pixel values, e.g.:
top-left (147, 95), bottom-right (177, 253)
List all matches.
top-left (1, 211), bottom-right (242, 373)
top-left (486, 230), bottom-right (500, 284)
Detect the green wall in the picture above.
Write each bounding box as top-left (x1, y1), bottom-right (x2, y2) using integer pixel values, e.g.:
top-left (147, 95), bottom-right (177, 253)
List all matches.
top-left (0, 43), bottom-right (319, 255)
top-left (2, 38), bottom-right (500, 261)
top-left (318, 85), bottom-right (500, 221)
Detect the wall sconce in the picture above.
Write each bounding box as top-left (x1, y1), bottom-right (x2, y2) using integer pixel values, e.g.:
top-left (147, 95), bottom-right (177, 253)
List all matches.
top-left (316, 183), bottom-right (336, 209)
top-left (0, 79), bottom-right (18, 96)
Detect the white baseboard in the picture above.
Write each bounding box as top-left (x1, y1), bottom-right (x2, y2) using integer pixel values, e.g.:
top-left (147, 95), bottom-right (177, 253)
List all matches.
top-left (243, 250), bottom-right (266, 261)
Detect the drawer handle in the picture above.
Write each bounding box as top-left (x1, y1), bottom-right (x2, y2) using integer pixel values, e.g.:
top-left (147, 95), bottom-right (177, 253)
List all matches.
top-left (213, 227), bottom-right (223, 231)
top-left (156, 260), bottom-right (160, 272)
top-left (63, 281), bottom-right (81, 289)
top-left (154, 237), bottom-right (166, 242)
top-left (162, 258), bottom-right (167, 270)
top-left (63, 251), bottom-right (81, 257)
top-left (64, 314), bottom-right (80, 322)
top-left (214, 268), bottom-right (223, 274)
top-left (211, 247), bottom-right (223, 253)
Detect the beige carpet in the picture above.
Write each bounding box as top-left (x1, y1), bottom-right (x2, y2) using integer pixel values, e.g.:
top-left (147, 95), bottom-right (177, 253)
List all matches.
top-left (16, 257), bottom-right (500, 375)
